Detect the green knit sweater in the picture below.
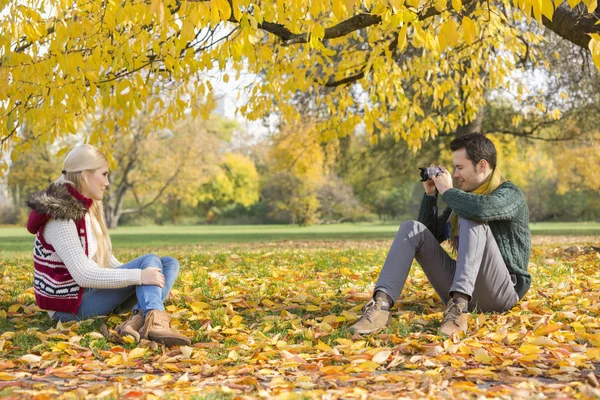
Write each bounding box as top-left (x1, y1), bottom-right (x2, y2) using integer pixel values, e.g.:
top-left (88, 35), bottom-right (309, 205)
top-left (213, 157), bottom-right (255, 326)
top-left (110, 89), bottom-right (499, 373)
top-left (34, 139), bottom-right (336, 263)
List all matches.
top-left (417, 181), bottom-right (531, 299)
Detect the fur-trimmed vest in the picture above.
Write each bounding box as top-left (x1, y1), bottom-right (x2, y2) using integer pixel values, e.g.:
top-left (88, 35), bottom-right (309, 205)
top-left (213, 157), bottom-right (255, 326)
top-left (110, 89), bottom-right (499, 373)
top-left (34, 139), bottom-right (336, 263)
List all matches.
top-left (27, 183), bottom-right (93, 313)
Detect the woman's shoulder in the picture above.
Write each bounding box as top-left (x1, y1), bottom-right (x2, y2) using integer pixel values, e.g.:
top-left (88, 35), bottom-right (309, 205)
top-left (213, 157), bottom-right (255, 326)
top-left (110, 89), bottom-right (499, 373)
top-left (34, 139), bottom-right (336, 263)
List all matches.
top-left (43, 218), bottom-right (79, 245)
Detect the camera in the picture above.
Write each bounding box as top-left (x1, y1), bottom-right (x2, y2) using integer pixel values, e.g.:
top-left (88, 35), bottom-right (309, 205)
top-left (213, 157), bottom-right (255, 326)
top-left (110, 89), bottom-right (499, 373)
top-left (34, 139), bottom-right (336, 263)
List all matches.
top-left (419, 166), bottom-right (443, 182)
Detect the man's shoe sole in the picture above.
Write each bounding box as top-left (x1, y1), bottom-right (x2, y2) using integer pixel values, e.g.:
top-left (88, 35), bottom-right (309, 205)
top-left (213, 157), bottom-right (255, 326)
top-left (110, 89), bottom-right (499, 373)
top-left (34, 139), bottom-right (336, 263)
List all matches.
top-left (148, 334), bottom-right (191, 347)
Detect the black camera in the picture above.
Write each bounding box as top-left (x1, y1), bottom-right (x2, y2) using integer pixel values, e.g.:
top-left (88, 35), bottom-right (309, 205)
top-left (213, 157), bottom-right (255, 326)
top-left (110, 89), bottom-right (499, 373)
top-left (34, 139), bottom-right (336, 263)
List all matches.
top-left (419, 166), bottom-right (443, 182)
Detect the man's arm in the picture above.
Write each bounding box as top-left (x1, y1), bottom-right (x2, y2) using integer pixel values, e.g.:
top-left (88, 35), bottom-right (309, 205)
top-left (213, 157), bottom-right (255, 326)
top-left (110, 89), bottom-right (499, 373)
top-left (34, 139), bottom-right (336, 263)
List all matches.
top-left (441, 182), bottom-right (525, 222)
top-left (417, 193), bottom-right (451, 243)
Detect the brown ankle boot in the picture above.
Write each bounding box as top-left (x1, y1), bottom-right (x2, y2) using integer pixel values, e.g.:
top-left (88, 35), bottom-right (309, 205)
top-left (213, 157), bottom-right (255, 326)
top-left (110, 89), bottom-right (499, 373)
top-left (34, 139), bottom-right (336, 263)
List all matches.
top-left (139, 310), bottom-right (191, 346)
top-left (439, 298), bottom-right (468, 337)
top-left (117, 311), bottom-right (144, 342)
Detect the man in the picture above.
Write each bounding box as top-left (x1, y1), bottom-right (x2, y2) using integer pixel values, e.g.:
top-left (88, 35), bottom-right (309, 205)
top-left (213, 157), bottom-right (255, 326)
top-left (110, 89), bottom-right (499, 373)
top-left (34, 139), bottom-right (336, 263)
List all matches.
top-left (350, 133), bottom-right (531, 336)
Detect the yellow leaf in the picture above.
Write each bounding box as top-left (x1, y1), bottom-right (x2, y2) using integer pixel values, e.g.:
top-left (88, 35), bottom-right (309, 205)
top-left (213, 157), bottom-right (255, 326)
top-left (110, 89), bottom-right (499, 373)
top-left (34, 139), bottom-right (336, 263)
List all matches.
top-left (122, 336), bottom-right (136, 344)
top-left (356, 361), bottom-right (379, 372)
top-left (397, 23), bottom-right (408, 52)
top-left (372, 350), bottom-right (392, 364)
top-left (530, 337), bottom-right (559, 347)
top-left (180, 346), bottom-right (193, 358)
top-left (570, 321), bottom-right (586, 332)
top-left (19, 354), bottom-right (41, 363)
top-left (316, 341), bottom-right (333, 352)
top-left (253, 4), bottom-right (263, 24)
top-left (7, 304), bottom-right (20, 313)
top-left (176, 372), bottom-right (189, 384)
top-left (439, 19), bottom-right (459, 50)
top-left (588, 34), bottom-right (600, 71)
top-left (332, 0), bottom-right (346, 20)
top-left (542, 0), bottom-right (555, 20)
top-left (128, 347), bottom-right (147, 360)
top-left (0, 373), bottom-right (16, 381)
top-left (533, 323), bottom-right (562, 336)
top-left (312, 24), bottom-right (325, 41)
top-left (532, 0), bottom-right (543, 23)
top-left (462, 17), bottom-right (477, 46)
top-left (473, 348), bottom-right (494, 364)
top-left (106, 354), bottom-right (123, 366)
top-left (518, 344), bottom-right (542, 355)
top-left (190, 302), bottom-right (210, 312)
top-left (389, 0), bottom-right (405, 11)
top-left (463, 368), bottom-right (497, 377)
top-left (262, 299), bottom-right (275, 307)
top-left (587, 333), bottom-right (600, 347)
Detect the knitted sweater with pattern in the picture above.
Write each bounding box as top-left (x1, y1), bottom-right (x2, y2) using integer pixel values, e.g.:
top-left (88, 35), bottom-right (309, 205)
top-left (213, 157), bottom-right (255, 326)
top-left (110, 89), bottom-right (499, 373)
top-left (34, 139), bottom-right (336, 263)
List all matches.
top-left (417, 181), bottom-right (532, 299)
top-left (27, 183), bottom-right (142, 313)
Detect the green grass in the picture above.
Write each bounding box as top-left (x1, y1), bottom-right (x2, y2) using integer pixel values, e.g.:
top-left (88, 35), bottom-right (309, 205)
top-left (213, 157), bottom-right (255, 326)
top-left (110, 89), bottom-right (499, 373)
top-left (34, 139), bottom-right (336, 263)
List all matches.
top-left (1, 222), bottom-right (599, 254)
top-left (10, 332), bottom-right (42, 356)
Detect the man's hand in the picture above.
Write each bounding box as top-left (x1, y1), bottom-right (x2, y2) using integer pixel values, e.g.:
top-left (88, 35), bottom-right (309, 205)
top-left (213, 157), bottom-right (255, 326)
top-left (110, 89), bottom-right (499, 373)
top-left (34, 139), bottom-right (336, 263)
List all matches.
top-left (431, 166), bottom-right (453, 195)
top-left (423, 164), bottom-right (437, 196)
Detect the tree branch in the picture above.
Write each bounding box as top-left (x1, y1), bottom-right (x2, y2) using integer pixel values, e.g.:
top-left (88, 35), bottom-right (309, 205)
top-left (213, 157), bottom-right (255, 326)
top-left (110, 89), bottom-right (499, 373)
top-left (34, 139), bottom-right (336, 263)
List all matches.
top-left (253, 0), bottom-right (478, 46)
top-left (542, 2), bottom-right (600, 49)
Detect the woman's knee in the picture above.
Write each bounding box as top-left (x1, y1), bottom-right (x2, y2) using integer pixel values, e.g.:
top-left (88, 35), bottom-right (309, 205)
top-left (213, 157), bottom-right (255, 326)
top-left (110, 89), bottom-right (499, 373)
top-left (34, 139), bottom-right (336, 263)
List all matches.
top-left (140, 254), bottom-right (163, 270)
top-left (160, 256), bottom-right (180, 275)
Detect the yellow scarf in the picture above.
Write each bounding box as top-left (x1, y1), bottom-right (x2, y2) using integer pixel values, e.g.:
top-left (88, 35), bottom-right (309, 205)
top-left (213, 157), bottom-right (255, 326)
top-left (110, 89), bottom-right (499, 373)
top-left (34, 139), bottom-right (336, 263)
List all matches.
top-left (448, 168), bottom-right (506, 253)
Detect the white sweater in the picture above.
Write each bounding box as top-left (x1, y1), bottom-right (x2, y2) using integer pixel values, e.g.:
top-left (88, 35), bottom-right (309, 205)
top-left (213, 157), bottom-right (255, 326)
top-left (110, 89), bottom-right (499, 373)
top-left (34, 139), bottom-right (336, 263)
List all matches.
top-left (43, 214), bottom-right (142, 289)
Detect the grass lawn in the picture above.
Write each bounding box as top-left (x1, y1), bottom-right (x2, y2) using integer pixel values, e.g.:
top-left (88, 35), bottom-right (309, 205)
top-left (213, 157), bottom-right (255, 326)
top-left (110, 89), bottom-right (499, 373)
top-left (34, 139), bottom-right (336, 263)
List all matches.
top-left (0, 224), bottom-right (599, 398)
top-left (1, 221), bottom-right (599, 254)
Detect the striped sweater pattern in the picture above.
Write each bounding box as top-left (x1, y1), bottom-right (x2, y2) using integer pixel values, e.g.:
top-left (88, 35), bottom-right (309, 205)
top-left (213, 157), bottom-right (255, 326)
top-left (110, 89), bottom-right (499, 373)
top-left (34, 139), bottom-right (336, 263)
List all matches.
top-left (27, 183), bottom-right (92, 313)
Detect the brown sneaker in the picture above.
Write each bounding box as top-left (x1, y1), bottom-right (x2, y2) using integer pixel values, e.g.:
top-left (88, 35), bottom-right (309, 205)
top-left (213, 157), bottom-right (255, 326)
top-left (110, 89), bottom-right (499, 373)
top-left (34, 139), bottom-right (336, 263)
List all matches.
top-left (139, 310), bottom-right (191, 346)
top-left (439, 299), bottom-right (468, 337)
top-left (116, 311), bottom-right (144, 342)
top-left (349, 296), bottom-right (392, 334)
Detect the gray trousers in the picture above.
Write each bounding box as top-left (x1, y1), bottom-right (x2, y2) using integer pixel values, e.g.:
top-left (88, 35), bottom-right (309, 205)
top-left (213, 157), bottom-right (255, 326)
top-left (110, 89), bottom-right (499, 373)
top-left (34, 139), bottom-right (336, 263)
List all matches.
top-left (374, 219), bottom-right (519, 312)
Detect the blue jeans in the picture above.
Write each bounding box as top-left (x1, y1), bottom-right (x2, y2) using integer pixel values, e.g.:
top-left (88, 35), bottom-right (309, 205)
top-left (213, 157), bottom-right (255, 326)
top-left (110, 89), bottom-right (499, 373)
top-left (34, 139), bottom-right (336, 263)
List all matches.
top-left (53, 254), bottom-right (180, 322)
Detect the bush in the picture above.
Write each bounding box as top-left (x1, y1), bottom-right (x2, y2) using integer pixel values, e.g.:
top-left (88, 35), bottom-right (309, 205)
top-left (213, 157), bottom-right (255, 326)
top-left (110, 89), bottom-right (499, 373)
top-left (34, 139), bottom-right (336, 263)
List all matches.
top-left (0, 205), bottom-right (28, 225)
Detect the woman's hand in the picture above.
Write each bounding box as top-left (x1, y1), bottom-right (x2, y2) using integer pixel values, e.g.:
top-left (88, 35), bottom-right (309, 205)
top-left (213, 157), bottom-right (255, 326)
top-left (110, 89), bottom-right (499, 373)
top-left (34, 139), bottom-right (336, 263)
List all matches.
top-left (141, 267), bottom-right (165, 288)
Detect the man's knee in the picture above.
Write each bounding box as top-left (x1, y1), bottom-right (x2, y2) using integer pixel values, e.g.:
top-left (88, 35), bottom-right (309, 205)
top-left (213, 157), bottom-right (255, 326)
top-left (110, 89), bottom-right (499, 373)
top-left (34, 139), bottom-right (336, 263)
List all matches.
top-left (457, 217), bottom-right (488, 231)
top-left (398, 220), bottom-right (426, 235)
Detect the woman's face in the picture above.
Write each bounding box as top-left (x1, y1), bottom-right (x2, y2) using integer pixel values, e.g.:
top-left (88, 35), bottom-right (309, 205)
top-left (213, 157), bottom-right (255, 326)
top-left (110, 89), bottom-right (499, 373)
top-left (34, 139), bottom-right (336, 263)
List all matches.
top-left (82, 163), bottom-right (110, 200)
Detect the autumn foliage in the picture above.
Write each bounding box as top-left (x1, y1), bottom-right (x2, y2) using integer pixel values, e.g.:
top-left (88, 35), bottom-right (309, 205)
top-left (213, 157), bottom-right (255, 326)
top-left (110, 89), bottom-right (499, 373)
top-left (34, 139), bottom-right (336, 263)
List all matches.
top-left (1, 238), bottom-right (600, 398)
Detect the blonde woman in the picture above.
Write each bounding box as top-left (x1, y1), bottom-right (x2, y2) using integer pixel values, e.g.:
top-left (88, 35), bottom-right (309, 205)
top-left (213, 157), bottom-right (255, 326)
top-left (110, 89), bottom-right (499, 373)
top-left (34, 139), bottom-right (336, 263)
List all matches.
top-left (26, 144), bottom-right (190, 346)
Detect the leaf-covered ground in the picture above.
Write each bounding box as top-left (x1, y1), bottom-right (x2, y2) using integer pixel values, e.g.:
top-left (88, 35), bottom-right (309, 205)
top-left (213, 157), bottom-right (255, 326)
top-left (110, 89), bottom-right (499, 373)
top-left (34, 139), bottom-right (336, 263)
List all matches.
top-left (1, 237), bottom-right (599, 399)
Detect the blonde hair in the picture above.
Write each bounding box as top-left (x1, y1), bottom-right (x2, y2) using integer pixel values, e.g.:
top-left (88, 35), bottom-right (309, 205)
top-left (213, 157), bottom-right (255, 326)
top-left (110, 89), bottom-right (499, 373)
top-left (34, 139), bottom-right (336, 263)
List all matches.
top-left (55, 144), bottom-right (112, 268)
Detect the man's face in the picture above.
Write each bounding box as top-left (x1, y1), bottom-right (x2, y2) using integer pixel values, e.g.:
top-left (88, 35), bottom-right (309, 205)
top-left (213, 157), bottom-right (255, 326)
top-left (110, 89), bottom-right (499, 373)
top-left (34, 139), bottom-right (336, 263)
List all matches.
top-left (452, 148), bottom-right (488, 192)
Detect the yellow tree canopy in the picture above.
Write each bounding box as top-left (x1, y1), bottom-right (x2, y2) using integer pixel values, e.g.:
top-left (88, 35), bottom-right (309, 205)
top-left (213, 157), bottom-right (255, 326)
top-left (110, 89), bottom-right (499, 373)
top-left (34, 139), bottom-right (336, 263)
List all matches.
top-left (2, 0), bottom-right (600, 169)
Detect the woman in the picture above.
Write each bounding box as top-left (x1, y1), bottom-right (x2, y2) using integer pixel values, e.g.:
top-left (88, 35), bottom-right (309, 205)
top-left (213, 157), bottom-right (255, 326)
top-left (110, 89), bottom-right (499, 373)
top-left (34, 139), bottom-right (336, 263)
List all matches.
top-left (26, 144), bottom-right (190, 346)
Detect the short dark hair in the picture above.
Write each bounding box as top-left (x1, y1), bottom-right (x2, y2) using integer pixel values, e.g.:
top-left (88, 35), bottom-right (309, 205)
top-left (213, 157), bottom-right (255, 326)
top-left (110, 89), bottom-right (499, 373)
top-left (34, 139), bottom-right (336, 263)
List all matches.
top-left (449, 133), bottom-right (497, 169)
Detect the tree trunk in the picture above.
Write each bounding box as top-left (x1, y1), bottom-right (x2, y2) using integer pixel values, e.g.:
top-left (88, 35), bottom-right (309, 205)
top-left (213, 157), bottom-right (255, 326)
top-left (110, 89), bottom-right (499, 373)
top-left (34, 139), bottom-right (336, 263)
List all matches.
top-left (104, 198), bottom-right (123, 229)
top-left (454, 106), bottom-right (484, 137)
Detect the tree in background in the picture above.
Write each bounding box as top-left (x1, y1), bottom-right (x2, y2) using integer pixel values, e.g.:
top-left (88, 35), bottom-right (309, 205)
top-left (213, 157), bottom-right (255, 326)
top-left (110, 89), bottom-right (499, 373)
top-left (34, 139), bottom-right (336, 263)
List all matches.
top-left (102, 113), bottom-right (228, 228)
top-left (197, 153), bottom-right (260, 223)
top-left (4, 112), bottom-right (257, 227)
top-left (259, 123), bottom-right (327, 225)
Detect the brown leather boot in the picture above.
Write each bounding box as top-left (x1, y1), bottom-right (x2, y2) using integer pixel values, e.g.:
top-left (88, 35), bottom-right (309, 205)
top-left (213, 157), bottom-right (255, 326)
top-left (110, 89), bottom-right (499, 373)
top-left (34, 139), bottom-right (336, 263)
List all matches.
top-left (349, 292), bottom-right (393, 334)
top-left (439, 298), bottom-right (468, 337)
top-left (116, 311), bottom-right (144, 342)
top-left (139, 310), bottom-right (191, 346)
